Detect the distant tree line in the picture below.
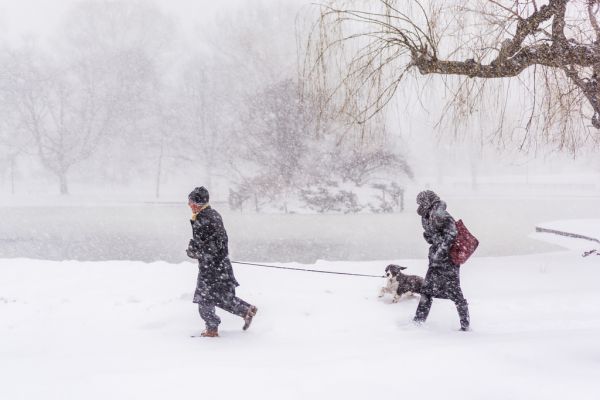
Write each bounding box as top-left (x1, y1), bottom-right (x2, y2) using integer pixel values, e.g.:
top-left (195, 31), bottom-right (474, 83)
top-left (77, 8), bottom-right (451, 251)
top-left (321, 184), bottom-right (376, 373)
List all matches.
top-left (0, 0), bottom-right (412, 213)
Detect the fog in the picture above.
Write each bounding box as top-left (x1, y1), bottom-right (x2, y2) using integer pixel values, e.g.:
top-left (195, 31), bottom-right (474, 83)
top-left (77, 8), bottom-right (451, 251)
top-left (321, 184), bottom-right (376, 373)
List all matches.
top-left (0, 0), bottom-right (599, 263)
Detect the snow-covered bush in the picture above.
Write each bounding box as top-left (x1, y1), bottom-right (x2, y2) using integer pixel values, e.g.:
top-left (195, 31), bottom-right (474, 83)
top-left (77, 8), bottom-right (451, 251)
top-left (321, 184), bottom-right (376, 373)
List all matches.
top-left (369, 182), bottom-right (405, 213)
top-left (299, 185), bottom-right (364, 213)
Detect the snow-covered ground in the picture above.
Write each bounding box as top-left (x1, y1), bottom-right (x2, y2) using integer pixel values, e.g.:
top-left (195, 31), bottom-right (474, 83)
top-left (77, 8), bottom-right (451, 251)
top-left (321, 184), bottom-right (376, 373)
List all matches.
top-left (1, 228), bottom-right (599, 400)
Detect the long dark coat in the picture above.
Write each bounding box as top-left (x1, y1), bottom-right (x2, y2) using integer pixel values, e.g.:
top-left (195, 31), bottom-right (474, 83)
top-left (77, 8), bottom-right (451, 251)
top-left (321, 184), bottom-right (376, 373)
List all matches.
top-left (187, 207), bottom-right (239, 303)
top-left (420, 201), bottom-right (463, 300)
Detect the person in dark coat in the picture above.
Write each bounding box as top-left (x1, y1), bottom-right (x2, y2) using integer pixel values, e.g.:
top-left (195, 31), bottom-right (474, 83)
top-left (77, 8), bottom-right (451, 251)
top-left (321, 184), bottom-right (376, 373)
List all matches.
top-left (186, 186), bottom-right (257, 337)
top-left (413, 190), bottom-right (470, 331)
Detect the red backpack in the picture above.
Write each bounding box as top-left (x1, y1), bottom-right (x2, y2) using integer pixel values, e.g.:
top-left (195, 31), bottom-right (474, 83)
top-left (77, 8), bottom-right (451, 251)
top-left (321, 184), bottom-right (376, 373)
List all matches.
top-left (450, 219), bottom-right (479, 265)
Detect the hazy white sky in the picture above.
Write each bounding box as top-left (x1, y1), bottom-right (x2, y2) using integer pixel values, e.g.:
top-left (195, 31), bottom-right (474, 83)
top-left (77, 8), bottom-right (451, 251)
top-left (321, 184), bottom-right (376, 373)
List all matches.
top-left (0, 0), bottom-right (249, 42)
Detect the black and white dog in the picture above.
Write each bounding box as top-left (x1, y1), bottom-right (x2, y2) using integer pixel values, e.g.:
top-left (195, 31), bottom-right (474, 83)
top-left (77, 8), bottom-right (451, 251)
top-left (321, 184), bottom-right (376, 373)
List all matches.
top-left (379, 264), bottom-right (424, 303)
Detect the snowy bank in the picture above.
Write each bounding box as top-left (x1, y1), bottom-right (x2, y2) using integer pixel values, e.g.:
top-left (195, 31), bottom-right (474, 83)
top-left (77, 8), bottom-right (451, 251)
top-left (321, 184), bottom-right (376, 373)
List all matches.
top-left (536, 219), bottom-right (600, 242)
top-left (534, 219), bottom-right (600, 252)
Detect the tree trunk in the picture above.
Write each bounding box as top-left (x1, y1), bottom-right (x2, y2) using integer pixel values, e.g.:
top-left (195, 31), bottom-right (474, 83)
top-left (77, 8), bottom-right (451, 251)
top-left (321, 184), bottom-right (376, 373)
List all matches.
top-left (155, 159), bottom-right (162, 199)
top-left (9, 155), bottom-right (16, 195)
top-left (200, 68), bottom-right (212, 190)
top-left (204, 159), bottom-right (213, 192)
top-left (155, 135), bottom-right (165, 199)
top-left (469, 143), bottom-right (479, 191)
top-left (58, 171), bottom-right (69, 195)
top-left (400, 189), bottom-right (404, 212)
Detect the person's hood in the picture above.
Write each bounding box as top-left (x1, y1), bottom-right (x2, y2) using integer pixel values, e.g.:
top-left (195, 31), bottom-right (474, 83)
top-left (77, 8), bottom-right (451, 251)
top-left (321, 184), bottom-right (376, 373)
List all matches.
top-left (418, 199), bottom-right (446, 217)
top-left (416, 190), bottom-right (441, 216)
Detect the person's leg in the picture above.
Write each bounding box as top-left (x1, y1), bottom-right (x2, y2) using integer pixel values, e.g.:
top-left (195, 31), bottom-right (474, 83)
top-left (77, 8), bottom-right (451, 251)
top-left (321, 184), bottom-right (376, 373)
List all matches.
top-left (448, 287), bottom-right (470, 330)
top-left (414, 294), bottom-right (432, 323)
top-left (455, 298), bottom-right (470, 330)
top-left (215, 290), bottom-right (252, 318)
top-left (198, 300), bottom-right (221, 332)
top-left (214, 289), bottom-right (258, 331)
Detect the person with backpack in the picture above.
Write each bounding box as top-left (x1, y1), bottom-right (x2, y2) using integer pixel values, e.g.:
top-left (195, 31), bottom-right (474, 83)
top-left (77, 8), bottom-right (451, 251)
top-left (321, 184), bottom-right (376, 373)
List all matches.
top-left (186, 186), bottom-right (258, 337)
top-left (413, 190), bottom-right (470, 331)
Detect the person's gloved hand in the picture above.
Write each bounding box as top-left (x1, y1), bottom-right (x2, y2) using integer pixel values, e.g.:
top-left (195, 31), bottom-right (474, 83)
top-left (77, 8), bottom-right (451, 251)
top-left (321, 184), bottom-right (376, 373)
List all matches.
top-left (186, 239), bottom-right (201, 259)
top-left (423, 232), bottom-right (433, 244)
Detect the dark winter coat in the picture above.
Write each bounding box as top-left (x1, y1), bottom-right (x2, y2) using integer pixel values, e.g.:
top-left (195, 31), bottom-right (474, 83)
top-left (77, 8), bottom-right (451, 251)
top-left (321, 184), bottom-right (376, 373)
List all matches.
top-left (187, 206), bottom-right (239, 303)
top-left (420, 200), bottom-right (462, 299)
top-left (422, 200), bottom-right (457, 268)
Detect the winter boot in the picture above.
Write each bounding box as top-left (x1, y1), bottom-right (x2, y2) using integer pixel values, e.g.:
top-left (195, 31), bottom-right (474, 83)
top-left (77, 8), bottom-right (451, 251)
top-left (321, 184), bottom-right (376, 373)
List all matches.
top-left (242, 305), bottom-right (258, 331)
top-left (200, 329), bottom-right (219, 337)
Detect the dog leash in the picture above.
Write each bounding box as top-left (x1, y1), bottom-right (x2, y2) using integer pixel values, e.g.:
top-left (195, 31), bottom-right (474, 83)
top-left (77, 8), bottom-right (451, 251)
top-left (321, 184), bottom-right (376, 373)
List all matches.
top-left (231, 260), bottom-right (385, 278)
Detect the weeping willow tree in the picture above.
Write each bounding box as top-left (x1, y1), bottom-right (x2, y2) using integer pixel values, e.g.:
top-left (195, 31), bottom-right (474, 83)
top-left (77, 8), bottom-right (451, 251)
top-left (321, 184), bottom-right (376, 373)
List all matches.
top-left (304, 0), bottom-right (600, 153)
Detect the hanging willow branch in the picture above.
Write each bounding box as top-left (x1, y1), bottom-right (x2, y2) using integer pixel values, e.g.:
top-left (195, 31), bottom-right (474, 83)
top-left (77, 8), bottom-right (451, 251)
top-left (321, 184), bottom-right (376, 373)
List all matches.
top-left (304, 0), bottom-right (600, 152)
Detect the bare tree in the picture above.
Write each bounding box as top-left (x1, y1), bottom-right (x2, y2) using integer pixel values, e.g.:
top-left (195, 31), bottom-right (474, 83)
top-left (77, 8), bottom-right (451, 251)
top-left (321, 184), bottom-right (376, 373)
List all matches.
top-left (174, 55), bottom-right (234, 191)
top-left (5, 47), bottom-right (120, 194)
top-left (3, 1), bottom-right (173, 194)
top-left (0, 116), bottom-right (27, 196)
top-left (305, 0), bottom-right (600, 152)
top-left (0, 51), bottom-right (30, 194)
top-left (185, 0), bottom-right (313, 201)
top-left (232, 79), bottom-right (314, 212)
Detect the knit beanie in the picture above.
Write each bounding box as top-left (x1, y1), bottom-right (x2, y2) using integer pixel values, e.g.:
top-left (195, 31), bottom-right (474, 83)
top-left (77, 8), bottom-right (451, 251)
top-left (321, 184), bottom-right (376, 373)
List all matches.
top-left (188, 186), bottom-right (209, 205)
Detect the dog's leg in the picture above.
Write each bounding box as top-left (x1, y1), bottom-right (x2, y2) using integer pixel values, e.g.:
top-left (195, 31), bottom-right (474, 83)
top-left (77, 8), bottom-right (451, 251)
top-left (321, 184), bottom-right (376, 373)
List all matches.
top-left (378, 287), bottom-right (385, 298)
top-left (392, 293), bottom-right (401, 303)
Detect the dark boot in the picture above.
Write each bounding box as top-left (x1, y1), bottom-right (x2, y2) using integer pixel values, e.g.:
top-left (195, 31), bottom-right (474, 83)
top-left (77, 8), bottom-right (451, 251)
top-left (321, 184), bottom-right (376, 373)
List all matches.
top-left (242, 305), bottom-right (258, 331)
top-left (456, 299), bottom-right (470, 331)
